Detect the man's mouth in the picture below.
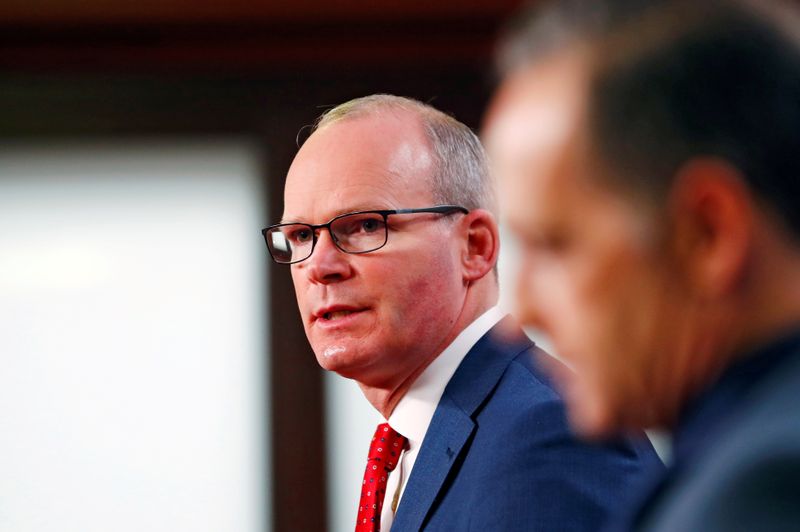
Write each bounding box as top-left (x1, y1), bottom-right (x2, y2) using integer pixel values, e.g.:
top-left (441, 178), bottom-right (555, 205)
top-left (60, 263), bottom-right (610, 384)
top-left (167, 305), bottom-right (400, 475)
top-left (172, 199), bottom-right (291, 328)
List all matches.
top-left (314, 306), bottom-right (368, 324)
top-left (322, 310), bottom-right (358, 321)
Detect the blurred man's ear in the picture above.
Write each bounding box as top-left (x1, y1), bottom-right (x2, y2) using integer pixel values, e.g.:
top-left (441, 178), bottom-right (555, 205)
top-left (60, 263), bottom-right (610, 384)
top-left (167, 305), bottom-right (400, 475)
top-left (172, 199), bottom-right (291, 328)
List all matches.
top-left (668, 158), bottom-right (755, 299)
top-left (461, 209), bottom-right (500, 283)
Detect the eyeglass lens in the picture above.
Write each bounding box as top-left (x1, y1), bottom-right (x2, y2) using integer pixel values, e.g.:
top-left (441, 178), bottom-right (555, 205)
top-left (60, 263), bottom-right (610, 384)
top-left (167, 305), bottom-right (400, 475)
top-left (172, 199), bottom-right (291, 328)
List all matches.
top-left (267, 212), bottom-right (388, 263)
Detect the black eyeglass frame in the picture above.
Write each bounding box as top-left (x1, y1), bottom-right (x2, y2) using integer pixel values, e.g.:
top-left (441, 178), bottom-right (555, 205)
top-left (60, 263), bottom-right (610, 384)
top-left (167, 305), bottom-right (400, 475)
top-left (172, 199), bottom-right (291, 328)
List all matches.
top-left (262, 204), bottom-right (469, 264)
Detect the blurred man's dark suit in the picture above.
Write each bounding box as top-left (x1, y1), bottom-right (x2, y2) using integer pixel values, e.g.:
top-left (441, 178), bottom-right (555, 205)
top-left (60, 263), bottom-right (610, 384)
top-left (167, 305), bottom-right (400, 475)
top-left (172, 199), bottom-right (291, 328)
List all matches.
top-left (619, 332), bottom-right (800, 531)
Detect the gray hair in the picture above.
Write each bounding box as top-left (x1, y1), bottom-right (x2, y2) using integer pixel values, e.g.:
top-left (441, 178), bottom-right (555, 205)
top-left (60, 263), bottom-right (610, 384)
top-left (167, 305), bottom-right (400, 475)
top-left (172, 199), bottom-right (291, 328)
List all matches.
top-left (314, 94), bottom-right (497, 215)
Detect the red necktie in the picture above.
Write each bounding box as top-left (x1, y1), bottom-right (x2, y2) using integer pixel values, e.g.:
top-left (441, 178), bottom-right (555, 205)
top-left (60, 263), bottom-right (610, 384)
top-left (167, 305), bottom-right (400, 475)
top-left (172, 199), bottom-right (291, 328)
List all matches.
top-left (355, 423), bottom-right (408, 532)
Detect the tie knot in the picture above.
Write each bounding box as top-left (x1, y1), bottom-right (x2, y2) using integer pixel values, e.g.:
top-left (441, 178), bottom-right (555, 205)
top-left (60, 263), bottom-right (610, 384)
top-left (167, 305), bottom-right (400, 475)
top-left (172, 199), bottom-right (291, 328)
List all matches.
top-left (368, 423), bottom-right (407, 473)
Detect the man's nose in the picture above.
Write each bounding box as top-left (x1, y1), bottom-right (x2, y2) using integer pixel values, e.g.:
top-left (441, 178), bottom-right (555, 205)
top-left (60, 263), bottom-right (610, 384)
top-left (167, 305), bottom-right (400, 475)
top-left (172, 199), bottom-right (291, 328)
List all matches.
top-left (304, 228), bottom-right (354, 284)
top-left (517, 292), bottom-right (547, 332)
top-left (515, 264), bottom-right (548, 332)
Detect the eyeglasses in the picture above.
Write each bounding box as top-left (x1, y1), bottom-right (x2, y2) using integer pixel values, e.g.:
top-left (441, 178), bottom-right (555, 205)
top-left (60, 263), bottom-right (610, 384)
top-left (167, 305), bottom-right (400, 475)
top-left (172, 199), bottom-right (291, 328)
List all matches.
top-left (262, 205), bottom-right (468, 264)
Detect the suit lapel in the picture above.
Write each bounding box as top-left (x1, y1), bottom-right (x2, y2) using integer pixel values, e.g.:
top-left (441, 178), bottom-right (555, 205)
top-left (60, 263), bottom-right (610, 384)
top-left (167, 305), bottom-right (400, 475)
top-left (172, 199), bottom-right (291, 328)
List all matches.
top-left (390, 395), bottom-right (475, 531)
top-left (391, 316), bottom-right (533, 530)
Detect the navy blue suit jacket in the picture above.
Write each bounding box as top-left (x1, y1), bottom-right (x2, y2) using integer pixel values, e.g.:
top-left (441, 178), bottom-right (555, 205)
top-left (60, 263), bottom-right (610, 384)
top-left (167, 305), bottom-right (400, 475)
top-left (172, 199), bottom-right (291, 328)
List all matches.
top-left (615, 331), bottom-right (800, 531)
top-left (391, 317), bottom-right (662, 531)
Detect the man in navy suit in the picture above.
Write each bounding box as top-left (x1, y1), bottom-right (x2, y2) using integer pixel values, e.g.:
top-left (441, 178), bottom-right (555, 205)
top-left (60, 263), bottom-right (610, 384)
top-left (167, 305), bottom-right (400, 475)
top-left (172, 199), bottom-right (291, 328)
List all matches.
top-left (262, 94), bottom-right (659, 530)
top-left (485, 0), bottom-right (800, 529)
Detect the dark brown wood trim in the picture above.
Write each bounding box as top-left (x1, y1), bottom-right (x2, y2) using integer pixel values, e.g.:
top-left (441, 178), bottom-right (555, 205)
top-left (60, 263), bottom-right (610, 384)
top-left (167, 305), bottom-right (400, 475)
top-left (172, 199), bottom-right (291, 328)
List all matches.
top-left (265, 130), bottom-right (329, 532)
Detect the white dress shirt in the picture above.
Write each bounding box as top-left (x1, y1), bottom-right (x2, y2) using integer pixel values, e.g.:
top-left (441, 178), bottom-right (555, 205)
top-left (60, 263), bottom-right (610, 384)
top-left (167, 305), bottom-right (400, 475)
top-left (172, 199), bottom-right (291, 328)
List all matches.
top-left (379, 305), bottom-right (505, 531)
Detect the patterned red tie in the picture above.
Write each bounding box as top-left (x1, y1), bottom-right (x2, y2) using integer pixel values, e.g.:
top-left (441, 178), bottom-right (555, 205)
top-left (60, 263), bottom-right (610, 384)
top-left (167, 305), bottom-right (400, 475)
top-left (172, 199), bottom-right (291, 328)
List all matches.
top-left (355, 423), bottom-right (408, 532)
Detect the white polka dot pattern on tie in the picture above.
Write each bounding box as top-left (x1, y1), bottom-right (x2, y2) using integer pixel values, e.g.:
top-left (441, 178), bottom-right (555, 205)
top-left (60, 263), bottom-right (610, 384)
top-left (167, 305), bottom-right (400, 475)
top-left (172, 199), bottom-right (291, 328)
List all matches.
top-left (354, 423), bottom-right (407, 532)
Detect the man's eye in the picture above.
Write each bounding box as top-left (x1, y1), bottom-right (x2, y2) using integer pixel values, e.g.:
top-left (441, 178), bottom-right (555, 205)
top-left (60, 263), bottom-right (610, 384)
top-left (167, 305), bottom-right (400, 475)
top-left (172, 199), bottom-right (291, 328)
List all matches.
top-left (360, 219), bottom-right (380, 233)
top-left (338, 216), bottom-right (383, 235)
top-left (534, 233), bottom-right (571, 254)
top-left (290, 228), bottom-right (313, 243)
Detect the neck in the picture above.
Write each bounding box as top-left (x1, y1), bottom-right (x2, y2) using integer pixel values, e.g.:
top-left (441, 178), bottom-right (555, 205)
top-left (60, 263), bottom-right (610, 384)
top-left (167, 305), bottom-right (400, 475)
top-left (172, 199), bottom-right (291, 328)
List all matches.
top-left (360, 282), bottom-right (498, 419)
top-left (734, 237), bottom-right (800, 357)
top-left (654, 229), bottom-right (800, 429)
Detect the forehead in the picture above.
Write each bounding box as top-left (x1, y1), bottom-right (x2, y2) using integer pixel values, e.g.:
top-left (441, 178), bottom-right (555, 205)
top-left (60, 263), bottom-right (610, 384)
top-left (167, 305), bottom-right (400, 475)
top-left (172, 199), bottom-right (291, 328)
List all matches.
top-left (486, 56), bottom-right (660, 248)
top-left (486, 54), bottom-right (588, 161)
top-left (485, 53), bottom-right (594, 223)
top-left (282, 110), bottom-right (436, 222)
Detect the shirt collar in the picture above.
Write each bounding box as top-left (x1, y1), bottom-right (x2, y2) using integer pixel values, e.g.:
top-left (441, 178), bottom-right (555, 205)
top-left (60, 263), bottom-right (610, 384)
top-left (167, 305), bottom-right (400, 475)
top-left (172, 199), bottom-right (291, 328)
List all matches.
top-left (387, 305), bottom-right (505, 446)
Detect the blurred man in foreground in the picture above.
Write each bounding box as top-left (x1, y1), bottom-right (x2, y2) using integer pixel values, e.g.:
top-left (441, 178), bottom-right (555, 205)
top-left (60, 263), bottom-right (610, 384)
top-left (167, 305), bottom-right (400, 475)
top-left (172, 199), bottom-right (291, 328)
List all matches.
top-left (485, 0), bottom-right (800, 529)
top-left (263, 94), bottom-right (658, 530)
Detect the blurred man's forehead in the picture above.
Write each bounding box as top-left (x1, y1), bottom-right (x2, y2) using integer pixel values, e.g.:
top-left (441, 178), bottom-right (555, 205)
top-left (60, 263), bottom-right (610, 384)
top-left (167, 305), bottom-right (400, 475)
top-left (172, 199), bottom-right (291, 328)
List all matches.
top-left (485, 53), bottom-right (591, 206)
top-left (486, 51), bottom-right (589, 158)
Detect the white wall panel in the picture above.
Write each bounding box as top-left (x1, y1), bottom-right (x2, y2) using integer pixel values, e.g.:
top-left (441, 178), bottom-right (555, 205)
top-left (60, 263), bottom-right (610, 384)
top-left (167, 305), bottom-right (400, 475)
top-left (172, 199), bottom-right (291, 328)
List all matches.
top-left (0, 140), bottom-right (269, 532)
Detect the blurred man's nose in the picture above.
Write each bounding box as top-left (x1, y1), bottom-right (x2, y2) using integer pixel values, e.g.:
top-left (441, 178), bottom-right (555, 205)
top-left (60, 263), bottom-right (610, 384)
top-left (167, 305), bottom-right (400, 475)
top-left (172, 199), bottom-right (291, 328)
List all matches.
top-left (304, 228), bottom-right (353, 284)
top-left (515, 264), bottom-right (548, 332)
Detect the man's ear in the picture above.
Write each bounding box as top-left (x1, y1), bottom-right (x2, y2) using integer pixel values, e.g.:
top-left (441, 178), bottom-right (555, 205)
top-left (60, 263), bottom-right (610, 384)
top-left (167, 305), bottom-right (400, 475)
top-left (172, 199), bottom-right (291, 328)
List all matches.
top-left (460, 209), bottom-right (500, 282)
top-left (668, 158), bottom-right (754, 298)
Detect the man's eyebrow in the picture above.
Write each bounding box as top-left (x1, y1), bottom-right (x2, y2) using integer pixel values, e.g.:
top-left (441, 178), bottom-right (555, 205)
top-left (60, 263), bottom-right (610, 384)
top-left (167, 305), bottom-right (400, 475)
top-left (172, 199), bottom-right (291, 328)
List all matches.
top-left (280, 203), bottom-right (394, 224)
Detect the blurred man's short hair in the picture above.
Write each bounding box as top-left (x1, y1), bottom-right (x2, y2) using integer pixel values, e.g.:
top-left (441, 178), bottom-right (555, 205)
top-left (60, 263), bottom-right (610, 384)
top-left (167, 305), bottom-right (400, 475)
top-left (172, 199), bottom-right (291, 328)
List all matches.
top-left (498, 0), bottom-right (800, 237)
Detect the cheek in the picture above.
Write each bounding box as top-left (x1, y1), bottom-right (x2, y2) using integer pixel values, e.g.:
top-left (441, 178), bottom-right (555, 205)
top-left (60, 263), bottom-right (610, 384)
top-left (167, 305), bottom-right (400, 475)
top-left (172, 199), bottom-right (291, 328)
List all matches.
top-left (521, 257), bottom-right (582, 340)
top-left (577, 259), bottom-right (643, 369)
top-left (532, 240), bottom-right (642, 382)
top-left (576, 250), bottom-right (670, 411)
top-left (290, 268), bottom-right (310, 314)
top-left (385, 251), bottom-right (462, 331)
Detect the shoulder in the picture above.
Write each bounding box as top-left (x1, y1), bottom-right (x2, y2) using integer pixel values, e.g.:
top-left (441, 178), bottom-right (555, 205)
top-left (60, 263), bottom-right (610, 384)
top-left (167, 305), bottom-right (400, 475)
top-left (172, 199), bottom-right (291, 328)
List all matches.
top-left (477, 345), bottom-right (568, 433)
top-left (645, 351), bottom-right (800, 530)
top-left (472, 340), bottom-right (576, 428)
top-left (505, 345), bottom-right (565, 403)
top-left (648, 420), bottom-right (800, 531)
top-left (454, 345), bottom-right (659, 530)
top-left (474, 344), bottom-right (656, 476)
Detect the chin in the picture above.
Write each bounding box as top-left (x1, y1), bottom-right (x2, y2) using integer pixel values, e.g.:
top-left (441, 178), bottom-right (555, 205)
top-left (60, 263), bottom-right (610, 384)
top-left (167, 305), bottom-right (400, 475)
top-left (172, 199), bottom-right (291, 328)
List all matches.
top-left (563, 385), bottom-right (621, 440)
top-left (313, 346), bottom-right (348, 372)
top-left (571, 412), bottom-right (616, 441)
top-left (312, 345), bottom-right (368, 379)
